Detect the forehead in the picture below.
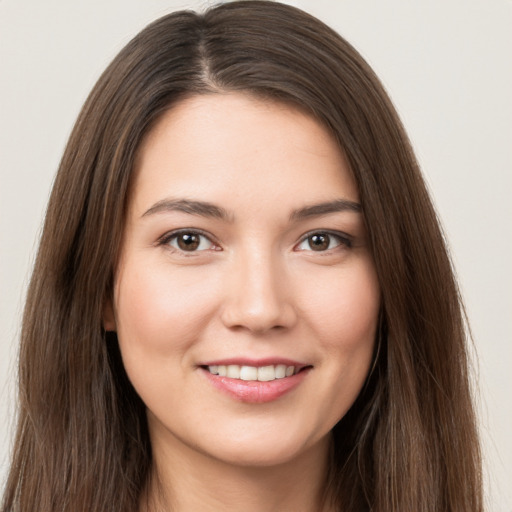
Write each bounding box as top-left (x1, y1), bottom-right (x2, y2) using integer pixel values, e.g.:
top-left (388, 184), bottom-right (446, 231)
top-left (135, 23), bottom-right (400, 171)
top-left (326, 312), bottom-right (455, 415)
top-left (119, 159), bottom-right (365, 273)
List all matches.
top-left (130, 93), bottom-right (359, 218)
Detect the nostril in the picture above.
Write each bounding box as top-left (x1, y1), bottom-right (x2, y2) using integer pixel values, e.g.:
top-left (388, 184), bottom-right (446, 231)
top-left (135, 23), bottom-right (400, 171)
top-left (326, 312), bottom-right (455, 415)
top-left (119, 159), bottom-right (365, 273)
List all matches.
top-left (220, 301), bottom-right (298, 334)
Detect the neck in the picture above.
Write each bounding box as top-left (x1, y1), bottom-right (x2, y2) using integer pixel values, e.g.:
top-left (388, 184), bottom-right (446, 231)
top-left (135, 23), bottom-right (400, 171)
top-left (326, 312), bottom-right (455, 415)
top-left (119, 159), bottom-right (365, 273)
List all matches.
top-left (141, 429), bottom-right (334, 512)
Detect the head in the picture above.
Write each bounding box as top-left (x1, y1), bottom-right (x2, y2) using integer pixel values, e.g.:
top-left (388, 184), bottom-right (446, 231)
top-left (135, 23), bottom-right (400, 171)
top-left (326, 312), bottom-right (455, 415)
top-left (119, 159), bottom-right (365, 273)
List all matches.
top-left (8, 2), bottom-right (481, 511)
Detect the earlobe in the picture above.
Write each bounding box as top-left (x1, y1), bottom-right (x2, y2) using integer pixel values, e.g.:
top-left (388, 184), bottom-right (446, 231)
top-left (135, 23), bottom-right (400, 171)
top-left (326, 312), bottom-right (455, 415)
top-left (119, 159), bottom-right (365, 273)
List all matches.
top-left (102, 298), bottom-right (117, 332)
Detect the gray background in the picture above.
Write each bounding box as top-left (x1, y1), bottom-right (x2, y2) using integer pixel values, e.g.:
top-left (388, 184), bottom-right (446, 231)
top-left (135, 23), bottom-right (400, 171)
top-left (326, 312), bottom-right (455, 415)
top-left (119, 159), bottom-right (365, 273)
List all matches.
top-left (1, 0), bottom-right (511, 509)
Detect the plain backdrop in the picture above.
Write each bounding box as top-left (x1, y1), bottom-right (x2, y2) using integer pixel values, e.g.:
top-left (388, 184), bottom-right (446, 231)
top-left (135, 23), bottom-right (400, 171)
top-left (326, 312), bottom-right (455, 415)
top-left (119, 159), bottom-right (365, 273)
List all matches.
top-left (1, 0), bottom-right (511, 509)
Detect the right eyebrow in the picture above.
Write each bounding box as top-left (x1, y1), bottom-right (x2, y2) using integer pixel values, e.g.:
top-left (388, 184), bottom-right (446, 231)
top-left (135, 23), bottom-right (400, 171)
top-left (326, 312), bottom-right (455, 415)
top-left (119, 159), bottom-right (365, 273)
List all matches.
top-left (141, 198), bottom-right (233, 221)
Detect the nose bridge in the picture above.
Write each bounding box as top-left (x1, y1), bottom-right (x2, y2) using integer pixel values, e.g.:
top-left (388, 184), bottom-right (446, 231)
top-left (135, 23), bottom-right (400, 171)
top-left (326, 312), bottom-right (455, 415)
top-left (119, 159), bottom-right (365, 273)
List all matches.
top-left (221, 243), bottom-right (295, 333)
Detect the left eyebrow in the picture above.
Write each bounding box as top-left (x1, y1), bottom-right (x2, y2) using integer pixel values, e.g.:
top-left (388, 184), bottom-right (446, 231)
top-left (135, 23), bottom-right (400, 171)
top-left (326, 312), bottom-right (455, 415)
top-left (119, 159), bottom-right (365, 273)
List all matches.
top-left (289, 199), bottom-right (362, 221)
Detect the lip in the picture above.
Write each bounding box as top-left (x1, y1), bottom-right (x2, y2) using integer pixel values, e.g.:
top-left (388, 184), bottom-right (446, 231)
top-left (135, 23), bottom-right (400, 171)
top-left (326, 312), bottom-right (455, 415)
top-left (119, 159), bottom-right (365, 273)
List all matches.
top-left (198, 358), bottom-right (312, 404)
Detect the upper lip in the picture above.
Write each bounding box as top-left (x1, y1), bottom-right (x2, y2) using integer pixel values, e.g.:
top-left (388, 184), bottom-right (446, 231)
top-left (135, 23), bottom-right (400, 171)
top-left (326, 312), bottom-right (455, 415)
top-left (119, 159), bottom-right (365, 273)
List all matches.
top-left (199, 357), bottom-right (310, 370)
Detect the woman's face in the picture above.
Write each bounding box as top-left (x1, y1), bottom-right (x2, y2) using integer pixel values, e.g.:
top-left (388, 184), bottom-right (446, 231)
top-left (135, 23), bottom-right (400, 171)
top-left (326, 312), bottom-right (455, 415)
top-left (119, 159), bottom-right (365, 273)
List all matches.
top-left (106, 93), bottom-right (380, 468)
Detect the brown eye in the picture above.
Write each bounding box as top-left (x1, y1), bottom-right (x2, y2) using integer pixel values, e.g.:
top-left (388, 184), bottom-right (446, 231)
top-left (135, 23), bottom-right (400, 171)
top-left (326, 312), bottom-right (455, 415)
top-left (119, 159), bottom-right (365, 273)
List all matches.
top-left (165, 231), bottom-right (214, 252)
top-left (177, 233), bottom-right (200, 251)
top-left (308, 234), bottom-right (330, 251)
top-left (296, 231), bottom-right (350, 252)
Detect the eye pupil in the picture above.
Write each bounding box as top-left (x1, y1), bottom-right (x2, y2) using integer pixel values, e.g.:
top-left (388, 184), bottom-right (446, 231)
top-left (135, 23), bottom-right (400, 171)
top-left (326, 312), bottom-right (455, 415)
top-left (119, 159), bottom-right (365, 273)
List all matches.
top-left (309, 234), bottom-right (329, 251)
top-left (177, 233), bottom-right (200, 251)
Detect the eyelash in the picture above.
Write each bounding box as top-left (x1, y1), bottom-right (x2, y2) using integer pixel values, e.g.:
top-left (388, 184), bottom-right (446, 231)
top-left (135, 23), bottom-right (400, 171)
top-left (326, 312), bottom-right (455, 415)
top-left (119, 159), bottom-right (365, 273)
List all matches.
top-left (157, 229), bottom-right (352, 254)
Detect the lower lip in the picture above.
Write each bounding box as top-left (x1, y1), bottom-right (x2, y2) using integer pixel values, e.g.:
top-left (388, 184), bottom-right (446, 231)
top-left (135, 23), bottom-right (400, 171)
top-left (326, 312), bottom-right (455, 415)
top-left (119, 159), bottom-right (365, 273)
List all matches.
top-left (201, 368), bottom-right (311, 403)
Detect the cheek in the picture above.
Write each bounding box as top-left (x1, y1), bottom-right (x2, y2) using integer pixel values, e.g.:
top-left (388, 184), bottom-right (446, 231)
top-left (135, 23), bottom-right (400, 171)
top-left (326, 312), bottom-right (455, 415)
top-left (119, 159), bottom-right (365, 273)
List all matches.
top-left (112, 257), bottom-right (226, 414)
top-left (113, 256), bottom-right (221, 359)
top-left (298, 258), bottom-right (380, 407)
top-left (301, 259), bottom-right (380, 348)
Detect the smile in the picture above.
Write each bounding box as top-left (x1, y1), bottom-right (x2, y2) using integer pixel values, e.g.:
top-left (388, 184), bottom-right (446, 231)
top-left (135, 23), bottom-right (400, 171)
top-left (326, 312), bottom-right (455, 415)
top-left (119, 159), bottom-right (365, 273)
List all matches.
top-left (199, 360), bottom-right (312, 403)
top-left (207, 364), bottom-right (296, 381)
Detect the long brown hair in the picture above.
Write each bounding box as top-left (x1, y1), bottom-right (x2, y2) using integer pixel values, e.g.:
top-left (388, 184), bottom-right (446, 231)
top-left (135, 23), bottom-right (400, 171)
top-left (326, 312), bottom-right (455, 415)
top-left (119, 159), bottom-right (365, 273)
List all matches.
top-left (2, 2), bottom-right (482, 510)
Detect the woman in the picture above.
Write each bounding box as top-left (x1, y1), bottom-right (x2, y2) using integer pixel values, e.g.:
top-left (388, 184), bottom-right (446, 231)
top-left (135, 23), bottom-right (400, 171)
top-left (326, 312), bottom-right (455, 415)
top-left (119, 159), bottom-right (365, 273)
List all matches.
top-left (1, 1), bottom-right (482, 511)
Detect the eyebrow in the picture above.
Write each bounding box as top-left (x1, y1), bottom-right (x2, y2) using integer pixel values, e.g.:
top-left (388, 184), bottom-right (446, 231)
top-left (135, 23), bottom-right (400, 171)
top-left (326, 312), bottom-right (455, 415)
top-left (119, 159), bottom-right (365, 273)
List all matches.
top-left (141, 197), bottom-right (361, 221)
top-left (142, 198), bottom-right (232, 221)
top-left (289, 199), bottom-right (361, 221)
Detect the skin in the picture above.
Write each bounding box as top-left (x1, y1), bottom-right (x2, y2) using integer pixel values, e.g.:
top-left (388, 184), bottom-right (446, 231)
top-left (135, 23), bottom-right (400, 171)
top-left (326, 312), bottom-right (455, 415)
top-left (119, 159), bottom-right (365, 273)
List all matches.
top-left (104, 93), bottom-right (381, 511)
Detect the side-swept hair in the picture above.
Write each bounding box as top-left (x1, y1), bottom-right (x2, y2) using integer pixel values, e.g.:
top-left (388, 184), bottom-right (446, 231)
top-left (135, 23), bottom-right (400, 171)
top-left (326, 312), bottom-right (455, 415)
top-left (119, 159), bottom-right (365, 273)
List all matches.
top-left (2, 2), bottom-right (482, 510)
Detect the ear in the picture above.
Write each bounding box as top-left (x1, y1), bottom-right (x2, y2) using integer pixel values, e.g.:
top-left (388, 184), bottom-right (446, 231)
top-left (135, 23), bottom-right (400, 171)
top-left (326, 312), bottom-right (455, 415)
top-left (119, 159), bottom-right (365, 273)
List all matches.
top-left (102, 298), bottom-right (117, 332)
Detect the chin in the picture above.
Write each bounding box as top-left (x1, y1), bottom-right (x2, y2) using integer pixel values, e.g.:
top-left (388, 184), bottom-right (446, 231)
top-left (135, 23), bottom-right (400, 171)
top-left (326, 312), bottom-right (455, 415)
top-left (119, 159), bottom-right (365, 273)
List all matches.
top-left (198, 429), bottom-right (331, 469)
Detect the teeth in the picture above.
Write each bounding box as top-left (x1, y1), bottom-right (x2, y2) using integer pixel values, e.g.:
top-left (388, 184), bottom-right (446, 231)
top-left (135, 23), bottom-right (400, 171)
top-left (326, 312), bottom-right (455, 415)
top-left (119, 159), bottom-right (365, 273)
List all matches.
top-left (207, 364), bottom-right (297, 381)
top-left (226, 365), bottom-right (240, 379)
top-left (258, 365), bottom-right (275, 381)
top-left (240, 366), bottom-right (258, 381)
top-left (275, 365), bottom-right (286, 379)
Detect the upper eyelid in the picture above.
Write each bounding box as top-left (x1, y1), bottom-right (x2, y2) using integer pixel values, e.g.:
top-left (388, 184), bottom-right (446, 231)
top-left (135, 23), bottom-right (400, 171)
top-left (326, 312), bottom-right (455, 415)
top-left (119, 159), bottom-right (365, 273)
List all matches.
top-left (297, 229), bottom-right (352, 243)
top-left (157, 228), bottom-right (218, 247)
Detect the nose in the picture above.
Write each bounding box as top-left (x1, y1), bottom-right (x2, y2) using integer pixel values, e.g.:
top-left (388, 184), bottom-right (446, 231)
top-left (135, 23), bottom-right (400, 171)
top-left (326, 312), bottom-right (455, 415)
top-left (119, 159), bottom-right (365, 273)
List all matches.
top-left (220, 250), bottom-right (297, 334)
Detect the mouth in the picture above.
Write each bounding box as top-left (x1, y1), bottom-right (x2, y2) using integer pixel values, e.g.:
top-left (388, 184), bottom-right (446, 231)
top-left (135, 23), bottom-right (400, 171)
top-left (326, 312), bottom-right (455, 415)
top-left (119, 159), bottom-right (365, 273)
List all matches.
top-left (204, 363), bottom-right (302, 381)
top-left (198, 360), bottom-right (312, 403)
